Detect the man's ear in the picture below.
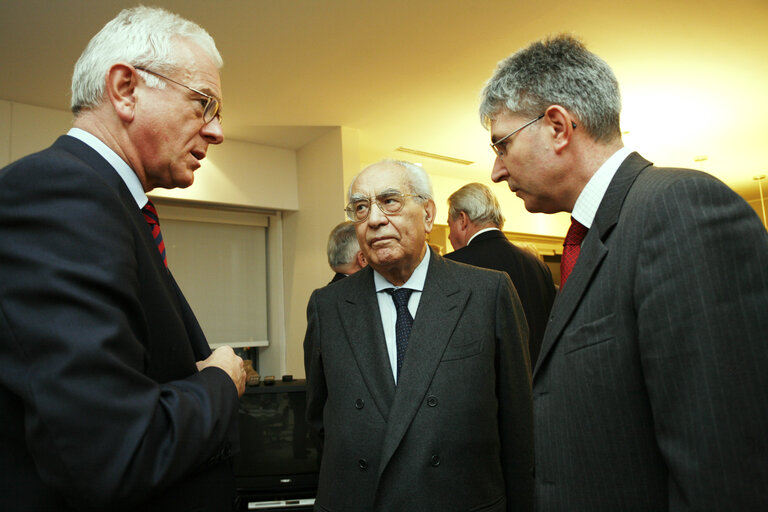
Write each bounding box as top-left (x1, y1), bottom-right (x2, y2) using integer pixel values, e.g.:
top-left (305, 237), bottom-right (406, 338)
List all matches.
top-left (423, 200), bottom-right (436, 233)
top-left (458, 211), bottom-right (470, 231)
top-left (356, 250), bottom-right (367, 269)
top-left (544, 105), bottom-right (576, 154)
top-left (105, 63), bottom-right (139, 123)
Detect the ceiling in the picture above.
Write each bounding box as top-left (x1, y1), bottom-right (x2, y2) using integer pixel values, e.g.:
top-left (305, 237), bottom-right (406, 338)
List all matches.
top-left (2, 0), bottom-right (767, 201)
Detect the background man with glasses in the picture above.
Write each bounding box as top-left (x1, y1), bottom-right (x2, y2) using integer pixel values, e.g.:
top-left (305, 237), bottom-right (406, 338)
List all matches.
top-left (303, 159), bottom-right (534, 511)
top-left (0, 7), bottom-right (245, 511)
top-left (481, 34), bottom-right (768, 510)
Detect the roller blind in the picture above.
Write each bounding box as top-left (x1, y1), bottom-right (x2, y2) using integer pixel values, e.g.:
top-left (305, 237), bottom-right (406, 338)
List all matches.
top-left (155, 203), bottom-right (270, 348)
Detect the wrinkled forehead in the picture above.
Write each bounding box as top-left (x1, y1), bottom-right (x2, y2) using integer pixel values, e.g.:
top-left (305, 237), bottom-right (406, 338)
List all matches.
top-left (350, 164), bottom-right (409, 198)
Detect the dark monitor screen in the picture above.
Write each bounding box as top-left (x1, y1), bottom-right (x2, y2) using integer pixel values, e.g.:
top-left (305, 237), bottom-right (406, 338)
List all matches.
top-left (233, 380), bottom-right (320, 499)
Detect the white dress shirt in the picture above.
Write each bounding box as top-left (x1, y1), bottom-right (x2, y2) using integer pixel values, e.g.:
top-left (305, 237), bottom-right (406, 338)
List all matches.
top-left (372, 247), bottom-right (431, 383)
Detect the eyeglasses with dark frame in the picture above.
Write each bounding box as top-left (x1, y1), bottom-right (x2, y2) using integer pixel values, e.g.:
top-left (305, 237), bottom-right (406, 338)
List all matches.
top-left (345, 191), bottom-right (425, 223)
top-left (489, 113), bottom-right (544, 157)
top-left (134, 66), bottom-right (221, 125)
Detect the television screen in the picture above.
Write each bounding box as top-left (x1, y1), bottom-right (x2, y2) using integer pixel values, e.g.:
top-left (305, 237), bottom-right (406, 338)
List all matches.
top-left (234, 379), bottom-right (320, 508)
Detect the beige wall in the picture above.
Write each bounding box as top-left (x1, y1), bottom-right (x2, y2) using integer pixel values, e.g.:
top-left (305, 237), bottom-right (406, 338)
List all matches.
top-left (282, 127), bottom-right (361, 378)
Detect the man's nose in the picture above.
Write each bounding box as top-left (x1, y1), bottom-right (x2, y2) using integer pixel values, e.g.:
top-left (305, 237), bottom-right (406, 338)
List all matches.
top-left (491, 155), bottom-right (508, 183)
top-left (367, 201), bottom-right (389, 225)
top-left (201, 116), bottom-right (224, 144)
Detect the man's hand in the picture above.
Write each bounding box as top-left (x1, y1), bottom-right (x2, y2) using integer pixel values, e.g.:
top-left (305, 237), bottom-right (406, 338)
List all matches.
top-left (196, 346), bottom-right (246, 397)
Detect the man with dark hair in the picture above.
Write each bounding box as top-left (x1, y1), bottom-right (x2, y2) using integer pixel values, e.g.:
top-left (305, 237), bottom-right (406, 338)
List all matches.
top-left (0, 7), bottom-right (244, 511)
top-left (326, 220), bottom-right (367, 284)
top-left (444, 182), bottom-right (555, 365)
top-left (304, 159), bottom-right (534, 511)
top-left (481, 34), bottom-right (768, 510)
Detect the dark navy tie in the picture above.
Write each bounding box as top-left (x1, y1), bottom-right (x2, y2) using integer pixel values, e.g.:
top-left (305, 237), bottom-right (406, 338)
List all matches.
top-left (386, 288), bottom-right (414, 380)
top-left (141, 199), bottom-right (167, 267)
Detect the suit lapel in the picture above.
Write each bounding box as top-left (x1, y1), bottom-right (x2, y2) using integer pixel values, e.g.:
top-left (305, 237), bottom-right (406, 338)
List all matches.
top-left (338, 268), bottom-right (397, 419)
top-left (534, 152), bottom-right (651, 377)
top-left (377, 253), bottom-right (469, 477)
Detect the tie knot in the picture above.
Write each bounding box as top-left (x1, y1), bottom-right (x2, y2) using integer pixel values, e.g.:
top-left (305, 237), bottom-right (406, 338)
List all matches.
top-left (142, 200), bottom-right (160, 226)
top-left (564, 218), bottom-right (588, 247)
top-left (386, 288), bottom-right (413, 308)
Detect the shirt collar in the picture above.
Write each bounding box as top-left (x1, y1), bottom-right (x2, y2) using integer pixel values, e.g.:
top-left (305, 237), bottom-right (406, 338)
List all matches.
top-left (373, 245), bottom-right (431, 292)
top-left (468, 227), bottom-right (500, 245)
top-left (571, 146), bottom-right (633, 229)
top-left (67, 127), bottom-right (148, 209)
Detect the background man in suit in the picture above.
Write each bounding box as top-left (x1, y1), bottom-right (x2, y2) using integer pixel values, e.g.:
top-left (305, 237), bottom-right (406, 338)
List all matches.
top-left (326, 220), bottom-right (367, 284)
top-left (444, 182), bottom-right (556, 365)
top-left (0, 7), bottom-right (246, 511)
top-left (480, 34), bottom-right (768, 510)
top-left (304, 159), bottom-right (534, 511)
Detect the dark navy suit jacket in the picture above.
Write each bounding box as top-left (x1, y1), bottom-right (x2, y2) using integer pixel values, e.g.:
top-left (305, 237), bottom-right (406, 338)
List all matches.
top-left (0, 136), bottom-right (239, 511)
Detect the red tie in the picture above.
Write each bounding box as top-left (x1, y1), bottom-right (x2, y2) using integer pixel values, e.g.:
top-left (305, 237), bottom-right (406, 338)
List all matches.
top-left (560, 217), bottom-right (588, 289)
top-left (141, 199), bottom-right (167, 267)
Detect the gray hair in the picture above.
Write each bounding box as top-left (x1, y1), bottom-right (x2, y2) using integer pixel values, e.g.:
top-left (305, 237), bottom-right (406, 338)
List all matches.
top-left (71, 6), bottom-right (222, 115)
top-left (479, 34), bottom-right (621, 143)
top-left (348, 159), bottom-right (434, 202)
top-left (327, 221), bottom-right (360, 268)
top-left (447, 182), bottom-right (505, 229)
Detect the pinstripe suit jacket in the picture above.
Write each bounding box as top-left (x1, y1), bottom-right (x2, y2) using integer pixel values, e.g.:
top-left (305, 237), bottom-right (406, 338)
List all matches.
top-left (533, 152), bottom-right (768, 511)
top-left (304, 251), bottom-right (534, 511)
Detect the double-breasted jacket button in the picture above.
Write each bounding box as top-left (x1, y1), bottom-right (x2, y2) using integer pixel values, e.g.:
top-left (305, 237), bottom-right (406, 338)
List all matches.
top-left (358, 459), bottom-right (369, 470)
top-left (426, 395), bottom-right (438, 407)
top-left (430, 455), bottom-right (440, 467)
top-left (355, 398), bottom-right (365, 409)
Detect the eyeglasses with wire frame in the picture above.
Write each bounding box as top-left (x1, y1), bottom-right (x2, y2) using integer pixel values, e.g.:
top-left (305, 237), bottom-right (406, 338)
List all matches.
top-left (345, 192), bottom-right (425, 222)
top-left (134, 66), bottom-right (221, 125)
top-left (490, 113), bottom-right (544, 157)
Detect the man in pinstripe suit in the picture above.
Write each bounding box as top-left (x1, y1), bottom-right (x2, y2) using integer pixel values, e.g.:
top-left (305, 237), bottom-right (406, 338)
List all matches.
top-left (480, 34), bottom-right (768, 511)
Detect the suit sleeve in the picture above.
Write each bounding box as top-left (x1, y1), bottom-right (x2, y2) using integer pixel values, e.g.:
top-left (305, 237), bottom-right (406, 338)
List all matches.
top-left (635, 175), bottom-right (768, 509)
top-left (0, 156), bottom-right (239, 509)
top-left (494, 274), bottom-right (534, 511)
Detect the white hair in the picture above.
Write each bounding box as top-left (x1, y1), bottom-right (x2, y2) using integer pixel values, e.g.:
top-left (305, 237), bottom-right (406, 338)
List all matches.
top-left (71, 6), bottom-right (222, 114)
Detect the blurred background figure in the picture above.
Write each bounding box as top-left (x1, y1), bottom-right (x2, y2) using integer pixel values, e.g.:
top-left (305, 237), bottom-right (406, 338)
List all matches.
top-left (326, 220), bottom-right (367, 284)
top-left (444, 182), bottom-right (555, 365)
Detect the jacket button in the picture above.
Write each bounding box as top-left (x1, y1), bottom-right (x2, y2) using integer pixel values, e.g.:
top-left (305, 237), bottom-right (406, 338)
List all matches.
top-left (430, 455), bottom-right (440, 467)
top-left (426, 395), bottom-right (438, 407)
top-left (358, 459), bottom-right (368, 470)
top-left (355, 398), bottom-right (365, 409)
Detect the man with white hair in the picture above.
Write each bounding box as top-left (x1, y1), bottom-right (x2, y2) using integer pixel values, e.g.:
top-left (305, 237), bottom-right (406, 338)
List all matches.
top-left (304, 159), bottom-right (534, 511)
top-left (0, 7), bottom-right (245, 511)
top-left (326, 220), bottom-right (367, 284)
top-left (444, 182), bottom-right (556, 365)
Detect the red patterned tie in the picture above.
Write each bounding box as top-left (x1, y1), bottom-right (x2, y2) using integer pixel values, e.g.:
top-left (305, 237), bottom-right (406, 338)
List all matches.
top-left (141, 199), bottom-right (167, 267)
top-left (560, 217), bottom-right (588, 289)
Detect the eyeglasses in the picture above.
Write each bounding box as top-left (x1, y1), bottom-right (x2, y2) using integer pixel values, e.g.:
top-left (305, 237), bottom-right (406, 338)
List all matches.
top-left (345, 192), bottom-right (424, 223)
top-left (490, 113), bottom-right (544, 157)
top-left (134, 66), bottom-right (221, 125)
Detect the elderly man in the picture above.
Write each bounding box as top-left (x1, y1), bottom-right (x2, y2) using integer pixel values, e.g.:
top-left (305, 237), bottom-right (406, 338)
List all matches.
top-left (481, 34), bottom-right (768, 510)
top-left (0, 7), bottom-right (245, 511)
top-left (326, 220), bottom-right (367, 284)
top-left (444, 182), bottom-right (556, 365)
top-left (304, 160), bottom-right (534, 511)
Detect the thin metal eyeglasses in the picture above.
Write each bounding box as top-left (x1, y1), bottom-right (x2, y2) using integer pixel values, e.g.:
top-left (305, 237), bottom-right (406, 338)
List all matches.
top-left (134, 66), bottom-right (221, 125)
top-left (490, 113), bottom-right (544, 157)
top-left (345, 192), bottom-right (425, 223)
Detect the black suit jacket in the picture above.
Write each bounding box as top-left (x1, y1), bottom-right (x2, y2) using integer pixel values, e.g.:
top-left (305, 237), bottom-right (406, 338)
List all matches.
top-left (534, 152), bottom-right (768, 510)
top-left (304, 251), bottom-right (534, 511)
top-left (445, 230), bottom-right (555, 365)
top-left (0, 136), bottom-right (240, 511)
top-left (328, 272), bottom-right (347, 285)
